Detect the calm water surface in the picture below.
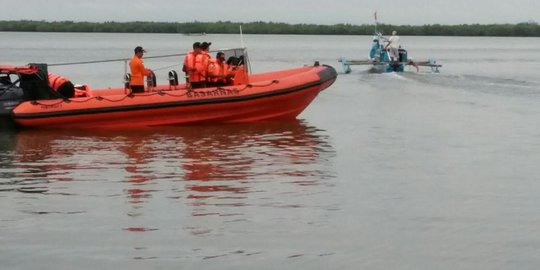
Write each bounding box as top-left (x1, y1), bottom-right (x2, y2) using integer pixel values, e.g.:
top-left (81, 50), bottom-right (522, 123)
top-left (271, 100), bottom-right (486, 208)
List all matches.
top-left (1, 32), bottom-right (540, 269)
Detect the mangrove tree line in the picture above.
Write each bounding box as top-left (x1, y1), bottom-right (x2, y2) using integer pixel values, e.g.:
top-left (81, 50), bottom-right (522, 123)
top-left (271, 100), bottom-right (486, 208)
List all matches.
top-left (0, 20), bottom-right (539, 37)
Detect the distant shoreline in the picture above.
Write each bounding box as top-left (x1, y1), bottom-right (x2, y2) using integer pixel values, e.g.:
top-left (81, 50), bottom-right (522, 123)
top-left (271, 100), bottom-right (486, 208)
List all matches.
top-left (1, 20), bottom-right (539, 37)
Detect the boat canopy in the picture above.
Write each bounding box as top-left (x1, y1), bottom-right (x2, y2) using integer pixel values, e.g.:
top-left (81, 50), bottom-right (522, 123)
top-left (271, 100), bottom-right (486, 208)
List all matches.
top-left (218, 48), bottom-right (250, 74)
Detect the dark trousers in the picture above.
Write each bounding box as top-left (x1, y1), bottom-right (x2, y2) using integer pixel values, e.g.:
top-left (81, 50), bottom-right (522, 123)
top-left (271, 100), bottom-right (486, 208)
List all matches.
top-left (131, 85), bottom-right (145, 93)
top-left (190, 81), bottom-right (207, 89)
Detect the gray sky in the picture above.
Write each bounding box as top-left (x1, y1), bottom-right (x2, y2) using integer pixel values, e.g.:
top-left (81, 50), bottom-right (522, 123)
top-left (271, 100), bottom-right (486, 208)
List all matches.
top-left (2, 0), bottom-right (539, 25)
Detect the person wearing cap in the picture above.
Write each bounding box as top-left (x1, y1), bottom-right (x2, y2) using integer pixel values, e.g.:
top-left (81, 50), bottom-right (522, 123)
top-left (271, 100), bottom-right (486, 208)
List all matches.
top-left (384, 30), bottom-right (400, 61)
top-left (129, 46), bottom-right (152, 93)
top-left (207, 51), bottom-right (233, 87)
top-left (183, 42), bottom-right (206, 89)
top-left (194, 41), bottom-right (212, 87)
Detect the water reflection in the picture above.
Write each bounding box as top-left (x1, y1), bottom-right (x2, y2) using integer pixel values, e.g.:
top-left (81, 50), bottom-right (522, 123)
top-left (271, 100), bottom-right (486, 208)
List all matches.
top-left (179, 121), bottom-right (336, 218)
top-left (1, 120), bottom-right (336, 219)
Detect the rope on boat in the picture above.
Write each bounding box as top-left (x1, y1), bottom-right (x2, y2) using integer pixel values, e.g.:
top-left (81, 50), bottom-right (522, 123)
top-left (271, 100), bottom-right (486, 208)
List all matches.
top-left (28, 80), bottom-right (280, 106)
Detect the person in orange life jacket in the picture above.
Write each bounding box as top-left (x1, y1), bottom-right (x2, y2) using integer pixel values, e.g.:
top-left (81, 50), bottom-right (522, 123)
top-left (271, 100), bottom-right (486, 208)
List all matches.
top-left (183, 42), bottom-right (205, 89)
top-left (194, 41), bottom-right (212, 88)
top-left (230, 55), bottom-right (249, 85)
top-left (129, 46), bottom-right (152, 93)
top-left (48, 73), bottom-right (75, 98)
top-left (207, 51), bottom-right (233, 87)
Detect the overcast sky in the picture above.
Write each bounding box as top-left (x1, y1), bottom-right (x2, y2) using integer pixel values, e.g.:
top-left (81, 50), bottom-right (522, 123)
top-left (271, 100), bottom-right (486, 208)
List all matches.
top-left (3, 0), bottom-right (539, 25)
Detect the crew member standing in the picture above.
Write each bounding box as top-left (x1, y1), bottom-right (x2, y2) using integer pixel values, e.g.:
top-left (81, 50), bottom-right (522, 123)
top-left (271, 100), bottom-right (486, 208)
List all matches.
top-left (129, 46), bottom-right (152, 93)
top-left (183, 42), bottom-right (207, 89)
top-left (195, 41), bottom-right (212, 88)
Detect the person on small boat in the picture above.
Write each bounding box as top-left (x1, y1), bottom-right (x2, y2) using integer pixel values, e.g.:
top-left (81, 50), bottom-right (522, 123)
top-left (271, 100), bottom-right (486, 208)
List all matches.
top-left (207, 51), bottom-right (232, 87)
top-left (129, 46), bottom-right (152, 93)
top-left (384, 30), bottom-right (400, 61)
top-left (48, 73), bottom-right (75, 98)
top-left (183, 42), bottom-right (207, 89)
top-left (369, 36), bottom-right (381, 61)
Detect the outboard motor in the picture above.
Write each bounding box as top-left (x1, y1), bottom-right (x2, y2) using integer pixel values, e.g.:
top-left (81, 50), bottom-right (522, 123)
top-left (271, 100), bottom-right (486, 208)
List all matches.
top-left (1, 63), bottom-right (56, 117)
top-left (398, 48), bottom-right (407, 62)
top-left (0, 75), bottom-right (25, 117)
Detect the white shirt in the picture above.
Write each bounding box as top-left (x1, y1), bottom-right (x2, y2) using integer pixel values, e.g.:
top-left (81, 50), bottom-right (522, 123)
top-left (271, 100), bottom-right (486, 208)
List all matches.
top-left (387, 35), bottom-right (400, 49)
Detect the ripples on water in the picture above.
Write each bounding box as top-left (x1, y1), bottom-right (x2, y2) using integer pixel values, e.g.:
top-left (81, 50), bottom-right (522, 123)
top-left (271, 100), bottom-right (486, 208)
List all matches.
top-left (0, 120), bottom-right (338, 268)
top-left (2, 33), bottom-right (540, 269)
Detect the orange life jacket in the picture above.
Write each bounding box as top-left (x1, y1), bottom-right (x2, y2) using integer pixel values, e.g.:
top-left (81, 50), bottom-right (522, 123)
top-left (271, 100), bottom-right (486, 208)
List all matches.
top-left (48, 73), bottom-right (68, 91)
top-left (207, 59), bottom-right (229, 83)
top-left (195, 52), bottom-right (211, 81)
top-left (183, 51), bottom-right (208, 83)
top-left (232, 66), bottom-right (249, 85)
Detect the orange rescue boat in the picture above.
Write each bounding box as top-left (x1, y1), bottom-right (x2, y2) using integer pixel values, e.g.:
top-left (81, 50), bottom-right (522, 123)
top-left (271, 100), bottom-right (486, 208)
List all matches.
top-left (12, 62), bottom-right (337, 129)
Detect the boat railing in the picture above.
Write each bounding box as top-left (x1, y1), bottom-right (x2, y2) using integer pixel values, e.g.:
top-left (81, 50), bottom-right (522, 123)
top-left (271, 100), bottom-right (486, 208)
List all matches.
top-left (49, 47), bottom-right (249, 70)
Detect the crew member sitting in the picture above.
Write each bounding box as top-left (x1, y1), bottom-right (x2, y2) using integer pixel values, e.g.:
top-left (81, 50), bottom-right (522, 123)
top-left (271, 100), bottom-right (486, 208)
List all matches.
top-left (230, 55), bottom-right (249, 85)
top-left (48, 73), bottom-right (75, 98)
top-left (207, 51), bottom-right (232, 87)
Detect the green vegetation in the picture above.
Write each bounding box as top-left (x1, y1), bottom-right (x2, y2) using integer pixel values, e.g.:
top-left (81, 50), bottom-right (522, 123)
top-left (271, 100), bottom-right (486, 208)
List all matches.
top-left (0, 20), bottom-right (539, 37)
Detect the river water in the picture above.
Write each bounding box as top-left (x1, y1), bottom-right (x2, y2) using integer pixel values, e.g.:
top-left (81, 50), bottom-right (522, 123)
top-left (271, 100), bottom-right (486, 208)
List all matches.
top-left (1, 32), bottom-right (540, 270)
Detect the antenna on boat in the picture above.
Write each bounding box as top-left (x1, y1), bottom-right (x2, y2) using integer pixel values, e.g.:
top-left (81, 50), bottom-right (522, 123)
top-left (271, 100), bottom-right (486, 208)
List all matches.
top-left (239, 25), bottom-right (251, 74)
top-left (374, 10), bottom-right (379, 33)
top-left (240, 25), bottom-right (245, 48)
top-left (373, 10), bottom-right (384, 43)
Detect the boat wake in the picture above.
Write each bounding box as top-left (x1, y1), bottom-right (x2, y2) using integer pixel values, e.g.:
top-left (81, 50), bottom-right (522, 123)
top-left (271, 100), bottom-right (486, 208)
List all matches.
top-left (421, 73), bottom-right (537, 96)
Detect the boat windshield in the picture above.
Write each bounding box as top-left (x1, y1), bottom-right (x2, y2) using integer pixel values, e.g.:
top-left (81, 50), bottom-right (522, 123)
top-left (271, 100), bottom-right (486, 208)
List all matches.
top-left (220, 48), bottom-right (250, 74)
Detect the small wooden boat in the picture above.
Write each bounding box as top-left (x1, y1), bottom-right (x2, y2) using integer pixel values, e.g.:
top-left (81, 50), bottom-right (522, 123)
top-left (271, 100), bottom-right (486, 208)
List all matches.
top-left (10, 57), bottom-right (336, 129)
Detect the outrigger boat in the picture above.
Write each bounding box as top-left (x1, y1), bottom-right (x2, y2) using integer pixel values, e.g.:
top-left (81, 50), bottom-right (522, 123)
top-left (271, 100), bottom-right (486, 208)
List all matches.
top-left (1, 48), bottom-right (337, 129)
top-left (339, 31), bottom-right (442, 74)
top-left (338, 8), bottom-right (442, 75)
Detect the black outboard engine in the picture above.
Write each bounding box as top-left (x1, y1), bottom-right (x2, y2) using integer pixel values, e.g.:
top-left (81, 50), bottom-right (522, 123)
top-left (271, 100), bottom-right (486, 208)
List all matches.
top-left (398, 48), bottom-right (408, 62)
top-left (1, 63), bottom-right (57, 117)
top-left (0, 74), bottom-right (25, 117)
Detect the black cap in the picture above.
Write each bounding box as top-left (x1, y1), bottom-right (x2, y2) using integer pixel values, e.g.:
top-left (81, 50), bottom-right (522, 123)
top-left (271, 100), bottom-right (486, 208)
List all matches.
top-left (134, 46), bottom-right (146, 53)
top-left (201, 41), bottom-right (212, 49)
